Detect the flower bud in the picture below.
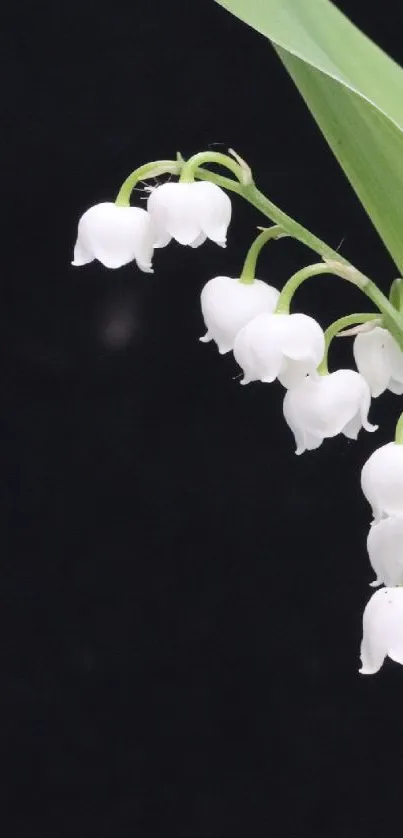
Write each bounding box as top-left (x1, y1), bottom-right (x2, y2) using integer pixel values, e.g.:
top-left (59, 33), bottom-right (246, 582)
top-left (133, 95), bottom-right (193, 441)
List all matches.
top-left (353, 326), bottom-right (403, 397)
top-left (233, 312), bottom-right (325, 387)
top-left (367, 516), bottom-right (403, 587)
top-left (283, 369), bottom-right (377, 455)
top-left (360, 587), bottom-right (403, 674)
top-left (361, 442), bottom-right (403, 521)
top-left (200, 276), bottom-right (279, 355)
top-left (147, 181), bottom-right (231, 248)
top-left (72, 202), bottom-right (154, 272)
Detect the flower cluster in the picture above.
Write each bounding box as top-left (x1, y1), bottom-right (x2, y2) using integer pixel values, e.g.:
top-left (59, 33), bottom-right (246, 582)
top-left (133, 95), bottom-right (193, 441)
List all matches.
top-left (72, 151), bottom-right (403, 676)
top-left (72, 181), bottom-right (231, 271)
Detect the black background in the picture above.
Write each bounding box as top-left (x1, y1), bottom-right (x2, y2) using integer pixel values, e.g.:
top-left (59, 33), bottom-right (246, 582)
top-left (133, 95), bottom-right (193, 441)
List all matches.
top-left (2, 1), bottom-right (403, 835)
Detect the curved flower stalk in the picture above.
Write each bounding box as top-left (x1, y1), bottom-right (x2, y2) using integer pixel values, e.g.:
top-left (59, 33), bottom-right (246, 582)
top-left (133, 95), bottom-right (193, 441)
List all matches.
top-left (233, 312), bottom-right (325, 387)
top-left (199, 226), bottom-right (284, 354)
top-left (200, 276), bottom-right (279, 355)
top-left (361, 441), bottom-right (403, 521)
top-left (283, 369), bottom-right (377, 455)
top-left (360, 587), bottom-right (403, 675)
top-left (354, 327), bottom-right (403, 397)
top-left (367, 516), bottom-right (403, 587)
top-left (147, 181), bottom-right (232, 248)
top-left (72, 203), bottom-right (154, 272)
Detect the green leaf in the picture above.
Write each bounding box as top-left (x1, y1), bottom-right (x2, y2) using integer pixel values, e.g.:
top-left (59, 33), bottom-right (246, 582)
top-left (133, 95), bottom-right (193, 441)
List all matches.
top-left (214, 0), bottom-right (403, 274)
top-left (389, 277), bottom-right (403, 311)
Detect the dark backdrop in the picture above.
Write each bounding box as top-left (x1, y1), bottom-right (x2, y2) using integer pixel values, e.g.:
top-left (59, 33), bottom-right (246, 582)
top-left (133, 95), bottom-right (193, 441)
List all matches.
top-left (2, 1), bottom-right (403, 836)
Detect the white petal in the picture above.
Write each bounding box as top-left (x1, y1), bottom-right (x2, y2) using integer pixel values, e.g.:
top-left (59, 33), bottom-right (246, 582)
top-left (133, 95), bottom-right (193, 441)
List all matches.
top-left (387, 337), bottom-right (403, 388)
top-left (360, 587), bottom-right (403, 674)
top-left (367, 516), bottom-right (403, 586)
top-left (281, 313), bottom-right (325, 366)
top-left (369, 578), bottom-right (383, 588)
top-left (357, 376), bottom-right (379, 434)
top-left (341, 372), bottom-right (377, 437)
top-left (304, 433), bottom-right (323, 452)
top-left (389, 647), bottom-right (403, 665)
top-left (233, 312), bottom-right (284, 383)
top-left (199, 331), bottom-right (213, 344)
top-left (353, 328), bottom-right (392, 397)
top-left (194, 181), bottom-right (232, 247)
top-left (283, 369), bottom-right (375, 443)
top-left (342, 412), bottom-right (362, 440)
top-left (361, 442), bottom-right (403, 518)
top-left (283, 390), bottom-right (305, 451)
top-left (234, 313), bottom-right (324, 387)
top-left (72, 203), bottom-right (154, 271)
top-left (152, 228), bottom-right (172, 249)
top-left (388, 378), bottom-right (403, 395)
top-left (190, 232), bottom-right (207, 248)
top-left (147, 181), bottom-right (231, 248)
top-left (283, 384), bottom-right (326, 456)
top-left (277, 359), bottom-right (309, 389)
top-left (147, 183), bottom-right (201, 245)
top-left (200, 277), bottom-right (279, 355)
top-left (72, 238), bottom-right (93, 266)
top-left (147, 195), bottom-right (172, 248)
top-left (293, 429), bottom-right (307, 455)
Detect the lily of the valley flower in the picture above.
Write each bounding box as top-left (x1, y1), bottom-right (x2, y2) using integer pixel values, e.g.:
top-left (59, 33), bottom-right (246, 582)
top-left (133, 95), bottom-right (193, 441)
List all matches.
top-left (367, 516), bottom-right (403, 587)
top-left (147, 181), bottom-right (231, 248)
top-left (283, 369), bottom-right (377, 455)
top-left (359, 587), bottom-right (403, 674)
top-left (200, 276), bottom-right (279, 355)
top-left (233, 312), bottom-right (325, 388)
top-left (72, 202), bottom-right (154, 272)
top-left (353, 326), bottom-right (403, 397)
top-left (361, 442), bottom-right (403, 521)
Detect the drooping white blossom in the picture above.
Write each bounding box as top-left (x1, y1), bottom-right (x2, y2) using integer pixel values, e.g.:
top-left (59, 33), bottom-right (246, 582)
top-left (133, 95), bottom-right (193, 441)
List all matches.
top-left (233, 312), bottom-right (325, 388)
top-left (361, 442), bottom-right (403, 521)
top-left (200, 276), bottom-right (279, 355)
top-left (72, 202), bottom-right (154, 272)
top-left (367, 516), bottom-right (403, 587)
top-left (359, 587), bottom-right (403, 674)
top-left (353, 326), bottom-right (403, 397)
top-left (283, 369), bottom-right (377, 455)
top-left (147, 181), bottom-right (231, 248)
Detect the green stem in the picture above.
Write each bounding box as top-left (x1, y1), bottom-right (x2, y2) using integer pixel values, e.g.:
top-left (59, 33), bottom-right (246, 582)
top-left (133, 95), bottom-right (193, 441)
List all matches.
top-left (275, 264), bottom-right (337, 314)
top-left (239, 226), bottom-right (285, 284)
top-left (273, 254), bottom-right (403, 348)
top-left (115, 160), bottom-right (181, 206)
top-left (242, 183), bottom-right (350, 264)
top-left (317, 313), bottom-right (380, 375)
top-left (323, 261), bottom-right (403, 351)
top-left (194, 158), bottom-right (403, 341)
top-left (396, 412), bottom-right (403, 444)
top-left (193, 168), bottom-right (349, 264)
top-left (113, 157), bottom-right (403, 350)
top-left (179, 151), bottom-right (247, 184)
top-left (114, 157), bottom-right (352, 264)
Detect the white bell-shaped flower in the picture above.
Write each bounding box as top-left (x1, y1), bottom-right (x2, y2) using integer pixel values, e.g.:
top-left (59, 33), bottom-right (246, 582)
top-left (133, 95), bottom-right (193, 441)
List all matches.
top-left (353, 326), bottom-right (403, 397)
top-left (367, 516), bottom-right (403, 587)
top-left (147, 181), bottom-right (231, 248)
top-left (233, 312), bottom-right (325, 388)
top-left (72, 202), bottom-right (154, 272)
top-left (283, 369), bottom-right (377, 455)
top-left (200, 276), bottom-right (279, 355)
top-left (359, 587), bottom-right (403, 674)
top-left (361, 442), bottom-right (403, 521)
